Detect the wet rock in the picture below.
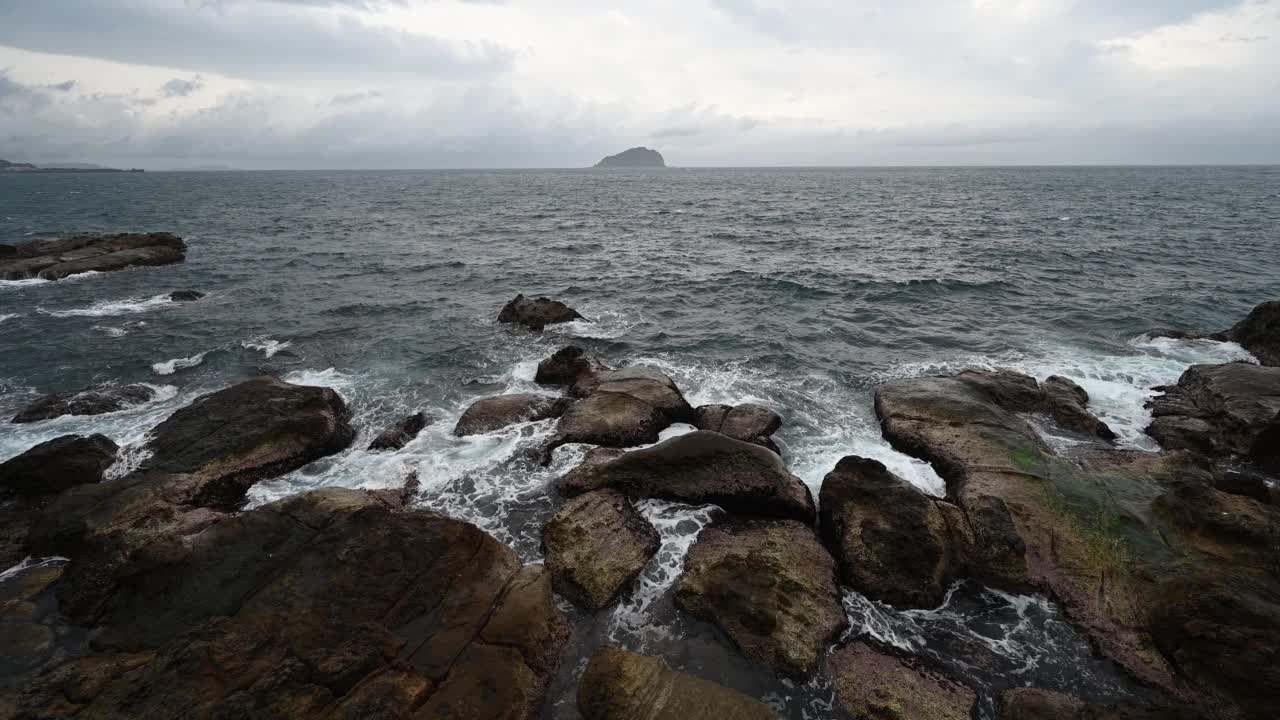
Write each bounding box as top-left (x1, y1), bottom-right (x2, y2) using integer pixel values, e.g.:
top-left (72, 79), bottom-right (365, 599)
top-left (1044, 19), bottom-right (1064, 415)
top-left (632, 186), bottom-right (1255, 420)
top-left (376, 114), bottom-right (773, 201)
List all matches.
top-left (0, 434), bottom-right (117, 496)
top-left (577, 646), bottom-right (776, 720)
top-left (1146, 362), bottom-right (1280, 457)
top-left (1218, 300), bottom-right (1280, 367)
top-left (497, 293), bottom-right (584, 330)
top-left (1151, 479), bottom-right (1280, 570)
top-left (1043, 375), bottom-right (1117, 440)
top-left (0, 561), bottom-right (67, 679)
top-left (454, 393), bottom-right (570, 436)
top-left (999, 689), bottom-right (1199, 720)
top-left (694, 403), bottom-right (783, 454)
top-left (0, 232), bottom-right (186, 281)
top-left (830, 641), bottom-right (976, 720)
top-left (557, 430), bottom-right (815, 523)
top-left (818, 455), bottom-right (956, 608)
top-left (535, 345), bottom-right (607, 394)
top-left (548, 368), bottom-right (694, 452)
top-left (542, 489), bottom-right (659, 609)
top-left (168, 290), bottom-right (204, 301)
top-left (11, 488), bottom-right (570, 719)
top-left (1251, 412), bottom-right (1280, 474)
top-left (674, 519), bottom-right (846, 678)
top-left (367, 411), bottom-right (431, 451)
top-left (12, 384), bottom-right (156, 423)
top-left (1214, 468), bottom-right (1274, 505)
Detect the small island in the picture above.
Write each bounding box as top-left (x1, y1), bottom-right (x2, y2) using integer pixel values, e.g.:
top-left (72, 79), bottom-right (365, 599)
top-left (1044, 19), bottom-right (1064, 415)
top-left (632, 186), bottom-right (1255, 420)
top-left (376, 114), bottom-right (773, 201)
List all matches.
top-left (594, 147), bottom-right (666, 168)
top-left (0, 159), bottom-right (142, 174)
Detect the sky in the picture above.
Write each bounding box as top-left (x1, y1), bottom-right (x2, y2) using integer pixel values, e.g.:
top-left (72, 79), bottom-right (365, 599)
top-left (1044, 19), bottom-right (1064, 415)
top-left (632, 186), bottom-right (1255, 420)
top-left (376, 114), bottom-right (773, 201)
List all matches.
top-left (0, 0), bottom-right (1277, 169)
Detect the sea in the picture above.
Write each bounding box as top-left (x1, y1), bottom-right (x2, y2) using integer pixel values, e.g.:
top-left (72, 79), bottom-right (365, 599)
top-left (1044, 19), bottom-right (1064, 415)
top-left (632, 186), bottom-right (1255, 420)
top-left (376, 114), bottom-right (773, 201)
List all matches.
top-left (2, 166), bottom-right (1278, 718)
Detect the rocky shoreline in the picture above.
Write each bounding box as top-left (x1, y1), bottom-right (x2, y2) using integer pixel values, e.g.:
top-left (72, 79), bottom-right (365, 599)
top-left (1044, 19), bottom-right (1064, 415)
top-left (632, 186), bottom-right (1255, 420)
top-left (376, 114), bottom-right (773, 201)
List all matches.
top-left (0, 233), bottom-right (186, 281)
top-left (1, 294), bottom-right (1277, 719)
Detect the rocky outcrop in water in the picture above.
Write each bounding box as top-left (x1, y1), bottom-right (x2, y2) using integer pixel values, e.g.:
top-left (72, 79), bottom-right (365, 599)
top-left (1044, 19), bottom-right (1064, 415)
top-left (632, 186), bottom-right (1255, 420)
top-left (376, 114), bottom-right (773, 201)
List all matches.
top-left (577, 647), bottom-right (775, 720)
top-left (1145, 362), bottom-right (1280, 462)
top-left (1042, 375), bottom-right (1116, 440)
top-left (454, 393), bottom-right (571, 436)
top-left (11, 383), bottom-right (156, 423)
top-left (0, 435), bottom-right (117, 496)
top-left (0, 232), bottom-right (185, 281)
top-left (535, 345), bottom-right (607, 393)
top-left (694, 403), bottom-right (783, 454)
top-left (168, 289), bottom-right (204, 301)
top-left (830, 641), bottom-right (976, 720)
top-left (1216, 301), bottom-right (1280, 367)
top-left (674, 518), bottom-right (846, 678)
top-left (367, 411), bottom-right (431, 450)
top-left (541, 489), bottom-right (659, 609)
top-left (547, 367), bottom-right (695, 453)
top-left (558, 430), bottom-right (815, 522)
top-left (594, 147), bottom-right (666, 168)
top-left (498, 293), bottom-right (584, 330)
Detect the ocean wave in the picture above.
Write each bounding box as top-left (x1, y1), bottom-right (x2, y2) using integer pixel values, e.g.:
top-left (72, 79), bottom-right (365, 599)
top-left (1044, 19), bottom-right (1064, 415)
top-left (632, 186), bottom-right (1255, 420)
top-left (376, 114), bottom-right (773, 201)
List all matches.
top-left (0, 270), bottom-right (102, 291)
top-left (242, 338), bottom-right (292, 358)
top-left (39, 293), bottom-right (173, 318)
top-left (0, 313), bottom-right (19, 324)
top-left (152, 352), bottom-right (209, 376)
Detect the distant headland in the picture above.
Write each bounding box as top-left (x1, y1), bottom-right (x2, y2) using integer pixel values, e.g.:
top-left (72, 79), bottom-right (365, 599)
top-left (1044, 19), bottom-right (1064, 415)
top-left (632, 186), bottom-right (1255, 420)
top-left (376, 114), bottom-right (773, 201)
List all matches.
top-left (0, 159), bottom-right (143, 174)
top-left (594, 147), bottom-right (665, 168)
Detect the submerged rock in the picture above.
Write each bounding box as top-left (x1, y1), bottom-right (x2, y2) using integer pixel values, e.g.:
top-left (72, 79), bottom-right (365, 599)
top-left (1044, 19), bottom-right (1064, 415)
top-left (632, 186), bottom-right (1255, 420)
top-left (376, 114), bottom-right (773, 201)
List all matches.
top-left (454, 393), bottom-right (570, 436)
top-left (0, 232), bottom-right (186, 281)
top-left (367, 411), bottom-right (431, 451)
top-left (830, 641), bottom-right (976, 720)
top-left (168, 289), bottom-right (204, 302)
top-left (11, 488), bottom-right (570, 719)
top-left (694, 403), bottom-right (783, 454)
top-left (577, 646), bottom-right (775, 720)
top-left (497, 293), bottom-right (584, 330)
top-left (541, 489), bottom-right (659, 609)
top-left (557, 430), bottom-right (815, 522)
top-left (0, 435), bottom-right (117, 496)
top-left (818, 455), bottom-right (957, 608)
top-left (674, 519), bottom-right (846, 678)
top-left (11, 384), bottom-right (156, 423)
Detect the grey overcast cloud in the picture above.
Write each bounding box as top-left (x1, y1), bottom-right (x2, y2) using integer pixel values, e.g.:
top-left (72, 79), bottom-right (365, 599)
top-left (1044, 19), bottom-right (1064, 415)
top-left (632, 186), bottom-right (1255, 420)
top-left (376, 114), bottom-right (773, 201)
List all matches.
top-left (0, 0), bottom-right (1277, 169)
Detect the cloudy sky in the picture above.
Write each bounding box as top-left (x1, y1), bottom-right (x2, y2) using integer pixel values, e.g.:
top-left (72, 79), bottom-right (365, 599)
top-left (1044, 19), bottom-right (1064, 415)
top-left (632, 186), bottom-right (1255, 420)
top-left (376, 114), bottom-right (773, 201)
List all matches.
top-left (1, 0), bottom-right (1277, 168)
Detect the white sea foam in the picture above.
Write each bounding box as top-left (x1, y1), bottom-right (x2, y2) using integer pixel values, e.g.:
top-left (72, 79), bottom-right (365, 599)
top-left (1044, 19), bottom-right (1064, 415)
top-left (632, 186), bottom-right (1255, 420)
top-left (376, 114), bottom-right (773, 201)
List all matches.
top-left (282, 367), bottom-right (357, 395)
top-left (93, 325), bottom-right (129, 337)
top-left (242, 338), bottom-right (292, 358)
top-left (0, 556), bottom-right (70, 584)
top-left (152, 352), bottom-right (208, 376)
top-left (0, 277), bottom-right (51, 290)
top-left (0, 313), bottom-right (18, 324)
top-left (39, 293), bottom-right (173, 318)
top-left (548, 307), bottom-right (644, 340)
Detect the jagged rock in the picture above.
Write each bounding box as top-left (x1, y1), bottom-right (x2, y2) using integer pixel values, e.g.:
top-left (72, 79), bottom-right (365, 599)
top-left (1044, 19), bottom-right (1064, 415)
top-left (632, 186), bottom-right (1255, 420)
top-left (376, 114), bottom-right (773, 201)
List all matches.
top-left (1217, 301), bottom-right (1280, 367)
top-left (454, 393), bottom-right (570, 436)
top-left (535, 345), bottom-right (607, 394)
top-left (12, 384), bottom-right (156, 423)
top-left (818, 455), bottom-right (956, 608)
top-left (0, 435), bottom-right (117, 495)
top-left (694, 403), bottom-right (783, 454)
top-left (0, 232), bottom-right (186, 281)
top-left (577, 646), bottom-right (775, 720)
top-left (548, 367), bottom-right (694, 452)
top-left (168, 290), bottom-right (204, 302)
top-left (497, 293), bottom-right (584, 330)
top-left (1043, 375), bottom-right (1116, 440)
top-left (557, 430), bottom-right (815, 523)
top-left (542, 490), bottom-right (659, 609)
top-left (830, 641), bottom-right (976, 720)
top-left (674, 519), bottom-right (846, 678)
top-left (1146, 362), bottom-right (1280, 457)
top-left (10, 488), bottom-right (570, 719)
top-left (367, 411), bottom-right (431, 451)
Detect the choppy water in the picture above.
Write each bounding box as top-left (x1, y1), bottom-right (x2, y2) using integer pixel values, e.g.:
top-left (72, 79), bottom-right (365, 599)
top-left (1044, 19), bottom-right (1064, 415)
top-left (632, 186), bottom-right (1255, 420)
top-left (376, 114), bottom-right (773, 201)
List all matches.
top-left (2, 167), bottom-right (1278, 717)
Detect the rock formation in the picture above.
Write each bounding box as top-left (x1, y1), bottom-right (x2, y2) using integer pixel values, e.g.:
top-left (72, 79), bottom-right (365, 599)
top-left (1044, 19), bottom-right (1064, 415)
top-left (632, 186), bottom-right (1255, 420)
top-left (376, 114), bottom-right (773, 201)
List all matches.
top-left (0, 435), bottom-right (117, 496)
top-left (367, 411), bottom-right (431, 450)
top-left (454, 393), bottom-right (571, 436)
top-left (594, 147), bottom-right (666, 168)
top-left (11, 384), bottom-right (156, 423)
top-left (577, 647), bottom-right (775, 720)
top-left (694, 403), bottom-right (784, 454)
top-left (541, 489), bottom-right (659, 609)
top-left (497, 294), bottom-right (584, 330)
top-left (830, 641), bottom-right (976, 720)
top-left (0, 232), bottom-right (186, 281)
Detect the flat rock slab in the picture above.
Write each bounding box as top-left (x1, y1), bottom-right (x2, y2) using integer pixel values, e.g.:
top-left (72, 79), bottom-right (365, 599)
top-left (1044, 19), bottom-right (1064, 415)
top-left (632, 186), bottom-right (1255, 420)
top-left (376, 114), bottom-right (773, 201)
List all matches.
top-left (12, 384), bottom-right (156, 424)
top-left (674, 519), bottom-right (846, 678)
top-left (542, 489), bottom-right (659, 609)
top-left (577, 647), bottom-right (776, 720)
top-left (558, 430), bottom-right (815, 522)
top-left (830, 641), bottom-right (975, 720)
top-left (498, 293), bottom-right (584, 330)
top-left (454, 393), bottom-right (570, 436)
top-left (0, 232), bottom-right (186, 281)
top-left (0, 434), bottom-right (117, 495)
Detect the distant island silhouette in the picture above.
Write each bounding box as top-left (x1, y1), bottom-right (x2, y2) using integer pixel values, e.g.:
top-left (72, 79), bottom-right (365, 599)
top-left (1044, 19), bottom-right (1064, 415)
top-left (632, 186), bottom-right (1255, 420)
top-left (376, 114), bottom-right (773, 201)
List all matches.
top-left (0, 159), bottom-right (142, 174)
top-left (595, 147), bottom-right (665, 168)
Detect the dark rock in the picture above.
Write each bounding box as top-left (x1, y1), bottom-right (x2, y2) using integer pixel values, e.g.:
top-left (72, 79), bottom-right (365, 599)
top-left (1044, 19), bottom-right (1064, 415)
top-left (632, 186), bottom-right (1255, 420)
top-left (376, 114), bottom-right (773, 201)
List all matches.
top-left (1216, 468), bottom-right (1274, 505)
top-left (168, 290), bottom-right (204, 302)
top-left (454, 393), bottom-right (570, 436)
top-left (1043, 375), bottom-right (1116, 440)
top-left (497, 293), bottom-right (584, 330)
top-left (557, 430), bottom-right (815, 523)
top-left (1146, 362), bottom-right (1280, 457)
top-left (818, 455), bottom-right (956, 608)
top-left (367, 411), bottom-right (430, 451)
top-left (0, 435), bottom-right (117, 495)
top-left (830, 641), bottom-right (976, 720)
top-left (594, 147), bottom-right (666, 168)
top-left (0, 232), bottom-right (186, 281)
top-left (11, 488), bottom-right (570, 719)
top-left (695, 403), bottom-right (783, 454)
top-left (999, 689), bottom-right (1200, 720)
top-left (1252, 411), bottom-right (1280, 474)
top-left (0, 561), bottom-right (67, 679)
top-left (577, 646), bottom-right (776, 720)
top-left (535, 345), bottom-right (607, 394)
top-left (542, 490), bottom-right (659, 609)
top-left (1219, 301), bottom-right (1280, 367)
top-left (12, 384), bottom-right (156, 423)
top-left (548, 368), bottom-right (694, 453)
top-left (674, 518), bottom-right (846, 678)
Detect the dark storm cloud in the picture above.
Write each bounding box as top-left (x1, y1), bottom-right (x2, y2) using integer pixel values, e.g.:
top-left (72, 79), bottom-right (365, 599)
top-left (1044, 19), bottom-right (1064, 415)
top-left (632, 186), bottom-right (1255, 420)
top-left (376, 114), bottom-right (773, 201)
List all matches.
top-left (0, 0), bottom-right (513, 82)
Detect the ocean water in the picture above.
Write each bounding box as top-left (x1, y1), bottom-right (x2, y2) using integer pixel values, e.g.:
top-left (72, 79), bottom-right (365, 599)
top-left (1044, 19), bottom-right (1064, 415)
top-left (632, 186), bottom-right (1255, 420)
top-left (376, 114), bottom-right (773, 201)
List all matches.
top-left (1, 167), bottom-right (1278, 717)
